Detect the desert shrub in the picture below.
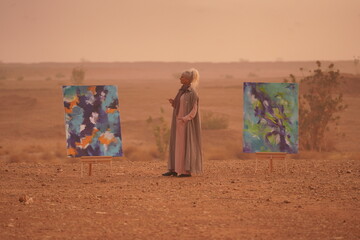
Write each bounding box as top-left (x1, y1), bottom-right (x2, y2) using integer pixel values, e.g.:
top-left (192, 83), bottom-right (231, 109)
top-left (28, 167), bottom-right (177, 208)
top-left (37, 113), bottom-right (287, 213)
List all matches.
top-left (8, 153), bottom-right (24, 163)
top-left (354, 56), bottom-right (359, 75)
top-left (22, 145), bottom-right (44, 154)
top-left (55, 72), bottom-right (65, 78)
top-left (248, 72), bottom-right (258, 78)
top-left (146, 108), bottom-right (170, 160)
top-left (284, 61), bottom-right (347, 152)
top-left (123, 145), bottom-right (158, 161)
top-left (71, 66), bottom-right (85, 84)
top-left (41, 151), bottom-right (54, 161)
top-left (54, 143), bottom-right (66, 159)
top-left (201, 111), bottom-right (229, 130)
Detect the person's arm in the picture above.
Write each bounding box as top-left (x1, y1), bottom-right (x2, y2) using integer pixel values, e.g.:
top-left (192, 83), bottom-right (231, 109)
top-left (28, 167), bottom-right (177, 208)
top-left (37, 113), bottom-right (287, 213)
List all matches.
top-left (168, 98), bottom-right (175, 107)
top-left (181, 100), bottom-right (198, 122)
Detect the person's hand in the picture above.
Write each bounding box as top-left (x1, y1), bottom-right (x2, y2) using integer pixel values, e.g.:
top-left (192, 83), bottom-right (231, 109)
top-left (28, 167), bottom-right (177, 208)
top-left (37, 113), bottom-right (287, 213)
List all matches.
top-left (168, 98), bottom-right (174, 105)
top-left (177, 117), bottom-right (188, 124)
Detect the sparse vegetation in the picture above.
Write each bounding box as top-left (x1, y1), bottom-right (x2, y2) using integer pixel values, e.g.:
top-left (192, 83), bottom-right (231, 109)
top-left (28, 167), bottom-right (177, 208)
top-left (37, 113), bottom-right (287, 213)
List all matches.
top-left (123, 145), bottom-right (158, 161)
top-left (354, 56), bottom-right (359, 75)
top-left (248, 72), bottom-right (258, 78)
top-left (55, 72), bottom-right (65, 78)
top-left (201, 111), bottom-right (229, 130)
top-left (146, 108), bottom-right (170, 160)
top-left (284, 61), bottom-right (347, 152)
top-left (71, 66), bottom-right (85, 84)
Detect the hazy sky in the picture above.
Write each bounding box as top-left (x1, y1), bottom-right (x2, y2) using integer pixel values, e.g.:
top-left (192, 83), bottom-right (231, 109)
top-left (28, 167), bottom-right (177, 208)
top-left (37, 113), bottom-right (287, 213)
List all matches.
top-left (1, 0), bottom-right (359, 63)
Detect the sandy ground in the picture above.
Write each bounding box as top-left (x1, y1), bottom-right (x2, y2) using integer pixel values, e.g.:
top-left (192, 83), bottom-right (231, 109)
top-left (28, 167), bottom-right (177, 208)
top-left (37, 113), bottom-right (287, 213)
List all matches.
top-left (0, 158), bottom-right (359, 239)
top-left (0, 61), bottom-right (359, 239)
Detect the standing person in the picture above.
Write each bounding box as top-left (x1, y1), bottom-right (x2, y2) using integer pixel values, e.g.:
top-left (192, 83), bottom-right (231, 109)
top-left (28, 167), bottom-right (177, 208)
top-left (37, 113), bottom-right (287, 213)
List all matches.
top-left (162, 68), bottom-right (203, 177)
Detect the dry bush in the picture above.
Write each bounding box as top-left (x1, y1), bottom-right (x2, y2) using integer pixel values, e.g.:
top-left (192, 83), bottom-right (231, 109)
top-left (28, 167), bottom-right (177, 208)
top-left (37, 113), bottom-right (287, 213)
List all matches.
top-left (146, 109), bottom-right (170, 160)
top-left (40, 151), bottom-right (55, 161)
top-left (71, 67), bottom-right (85, 84)
top-left (8, 153), bottom-right (24, 163)
top-left (285, 61), bottom-right (347, 152)
top-left (289, 151), bottom-right (359, 160)
top-left (201, 111), bottom-right (229, 130)
top-left (123, 145), bottom-right (137, 158)
top-left (248, 72), bottom-right (258, 78)
top-left (8, 152), bottom-right (36, 163)
top-left (54, 143), bottom-right (66, 159)
top-left (205, 140), bottom-right (247, 160)
top-left (124, 145), bottom-right (158, 161)
top-left (55, 72), bottom-right (65, 78)
top-left (22, 145), bottom-right (44, 154)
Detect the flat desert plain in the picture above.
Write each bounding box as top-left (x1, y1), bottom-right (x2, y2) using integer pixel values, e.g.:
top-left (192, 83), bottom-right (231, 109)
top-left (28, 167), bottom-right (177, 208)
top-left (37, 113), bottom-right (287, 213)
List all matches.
top-left (0, 61), bottom-right (359, 239)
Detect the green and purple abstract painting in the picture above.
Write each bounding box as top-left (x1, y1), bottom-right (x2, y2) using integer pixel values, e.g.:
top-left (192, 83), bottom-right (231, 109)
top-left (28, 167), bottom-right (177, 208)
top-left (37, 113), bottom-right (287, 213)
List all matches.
top-left (243, 82), bottom-right (298, 153)
top-left (62, 85), bottom-right (123, 157)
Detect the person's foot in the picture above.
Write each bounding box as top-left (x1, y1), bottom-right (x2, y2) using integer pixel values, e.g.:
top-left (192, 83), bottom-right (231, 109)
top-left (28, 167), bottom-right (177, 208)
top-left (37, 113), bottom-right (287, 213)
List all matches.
top-left (162, 171), bottom-right (177, 177)
top-left (177, 174), bottom-right (191, 177)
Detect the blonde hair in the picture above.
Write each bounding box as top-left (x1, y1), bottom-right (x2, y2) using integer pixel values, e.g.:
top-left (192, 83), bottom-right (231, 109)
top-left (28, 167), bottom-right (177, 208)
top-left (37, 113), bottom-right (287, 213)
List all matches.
top-left (181, 68), bottom-right (200, 90)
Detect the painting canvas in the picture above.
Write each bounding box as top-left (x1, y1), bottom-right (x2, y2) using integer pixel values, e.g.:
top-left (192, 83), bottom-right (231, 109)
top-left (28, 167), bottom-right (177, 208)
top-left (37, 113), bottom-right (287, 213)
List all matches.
top-left (62, 85), bottom-right (123, 157)
top-left (243, 82), bottom-right (298, 153)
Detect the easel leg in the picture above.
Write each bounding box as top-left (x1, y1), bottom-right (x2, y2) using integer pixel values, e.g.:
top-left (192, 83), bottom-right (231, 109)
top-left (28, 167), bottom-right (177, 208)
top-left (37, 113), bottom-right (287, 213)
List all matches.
top-left (110, 161), bottom-right (112, 176)
top-left (89, 163), bottom-right (92, 176)
top-left (255, 157), bottom-right (258, 173)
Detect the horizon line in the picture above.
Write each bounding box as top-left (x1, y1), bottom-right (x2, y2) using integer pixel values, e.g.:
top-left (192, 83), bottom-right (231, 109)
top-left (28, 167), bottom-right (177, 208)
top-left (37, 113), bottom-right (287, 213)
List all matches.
top-left (0, 59), bottom-right (356, 65)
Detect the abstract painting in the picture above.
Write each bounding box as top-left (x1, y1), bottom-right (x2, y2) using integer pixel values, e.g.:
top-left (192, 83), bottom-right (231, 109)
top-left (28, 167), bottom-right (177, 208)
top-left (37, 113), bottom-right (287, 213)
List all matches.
top-left (62, 85), bottom-right (123, 157)
top-left (243, 82), bottom-right (298, 153)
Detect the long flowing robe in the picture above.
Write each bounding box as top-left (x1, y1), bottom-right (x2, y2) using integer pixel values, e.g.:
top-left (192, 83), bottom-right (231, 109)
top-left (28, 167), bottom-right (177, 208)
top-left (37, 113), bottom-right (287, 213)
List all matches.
top-left (168, 87), bottom-right (203, 174)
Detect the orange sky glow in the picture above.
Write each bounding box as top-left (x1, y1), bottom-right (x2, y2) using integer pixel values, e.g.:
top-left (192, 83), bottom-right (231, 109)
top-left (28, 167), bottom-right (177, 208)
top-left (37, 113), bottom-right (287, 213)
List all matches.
top-left (0, 0), bottom-right (359, 63)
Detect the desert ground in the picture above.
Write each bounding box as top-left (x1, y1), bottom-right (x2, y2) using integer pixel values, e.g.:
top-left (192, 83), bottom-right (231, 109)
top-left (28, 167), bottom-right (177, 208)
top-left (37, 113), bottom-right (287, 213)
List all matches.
top-left (0, 61), bottom-right (359, 239)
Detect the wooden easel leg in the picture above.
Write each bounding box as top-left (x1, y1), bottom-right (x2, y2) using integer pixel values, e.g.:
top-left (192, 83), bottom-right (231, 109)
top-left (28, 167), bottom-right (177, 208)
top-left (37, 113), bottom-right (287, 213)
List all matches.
top-left (110, 161), bottom-right (112, 176)
top-left (89, 163), bottom-right (92, 176)
top-left (255, 157), bottom-right (258, 173)
top-left (269, 157), bottom-right (273, 173)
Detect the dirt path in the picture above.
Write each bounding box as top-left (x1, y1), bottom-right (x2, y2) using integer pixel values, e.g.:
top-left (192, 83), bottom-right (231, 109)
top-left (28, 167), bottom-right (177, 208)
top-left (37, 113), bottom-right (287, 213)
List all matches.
top-left (1, 158), bottom-right (359, 239)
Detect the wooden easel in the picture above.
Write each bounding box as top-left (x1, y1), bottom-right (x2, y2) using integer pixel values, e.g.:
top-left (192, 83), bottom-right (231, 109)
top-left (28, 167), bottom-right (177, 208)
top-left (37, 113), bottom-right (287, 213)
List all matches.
top-left (80, 156), bottom-right (113, 177)
top-left (255, 152), bottom-right (287, 173)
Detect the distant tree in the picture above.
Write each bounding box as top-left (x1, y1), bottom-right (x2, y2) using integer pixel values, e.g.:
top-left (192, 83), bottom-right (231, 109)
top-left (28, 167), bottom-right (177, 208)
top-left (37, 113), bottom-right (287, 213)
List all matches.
top-left (284, 61), bottom-right (347, 152)
top-left (71, 66), bottom-right (85, 85)
top-left (354, 56), bottom-right (359, 75)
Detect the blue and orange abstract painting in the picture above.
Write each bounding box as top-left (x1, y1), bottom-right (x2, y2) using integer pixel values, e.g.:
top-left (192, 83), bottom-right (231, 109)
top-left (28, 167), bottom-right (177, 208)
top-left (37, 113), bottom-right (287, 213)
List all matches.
top-left (243, 82), bottom-right (298, 153)
top-left (62, 85), bottom-right (123, 157)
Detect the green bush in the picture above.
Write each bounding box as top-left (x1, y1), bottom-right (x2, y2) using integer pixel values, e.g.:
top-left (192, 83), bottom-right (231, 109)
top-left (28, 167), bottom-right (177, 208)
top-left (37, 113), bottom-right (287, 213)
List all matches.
top-left (284, 61), bottom-right (347, 152)
top-left (147, 108), bottom-right (170, 160)
top-left (201, 111), bottom-right (229, 130)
